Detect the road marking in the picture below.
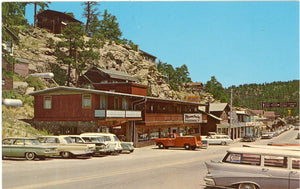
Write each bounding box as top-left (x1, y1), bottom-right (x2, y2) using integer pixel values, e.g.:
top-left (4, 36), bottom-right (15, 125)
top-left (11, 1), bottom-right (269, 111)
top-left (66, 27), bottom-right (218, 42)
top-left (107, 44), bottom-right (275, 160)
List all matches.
top-left (6, 156), bottom-right (209, 189)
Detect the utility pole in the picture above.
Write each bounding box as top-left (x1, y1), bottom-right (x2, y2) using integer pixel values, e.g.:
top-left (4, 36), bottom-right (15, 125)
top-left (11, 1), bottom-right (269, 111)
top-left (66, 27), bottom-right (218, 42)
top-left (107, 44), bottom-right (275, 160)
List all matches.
top-left (229, 89), bottom-right (233, 138)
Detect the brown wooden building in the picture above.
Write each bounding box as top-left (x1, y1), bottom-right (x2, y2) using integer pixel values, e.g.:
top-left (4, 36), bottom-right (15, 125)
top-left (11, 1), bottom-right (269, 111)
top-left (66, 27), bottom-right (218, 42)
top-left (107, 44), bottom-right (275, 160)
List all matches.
top-left (37, 10), bottom-right (82, 34)
top-left (30, 86), bottom-right (207, 147)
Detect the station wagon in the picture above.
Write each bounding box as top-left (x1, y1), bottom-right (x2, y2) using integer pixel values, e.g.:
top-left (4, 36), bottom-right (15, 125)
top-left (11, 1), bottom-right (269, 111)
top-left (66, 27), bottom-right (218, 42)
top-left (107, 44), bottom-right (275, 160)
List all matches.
top-left (204, 146), bottom-right (300, 189)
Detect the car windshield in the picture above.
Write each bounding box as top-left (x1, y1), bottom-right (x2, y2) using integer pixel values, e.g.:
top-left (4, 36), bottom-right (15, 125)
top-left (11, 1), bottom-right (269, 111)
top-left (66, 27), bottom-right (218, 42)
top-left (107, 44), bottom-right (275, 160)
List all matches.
top-left (113, 136), bottom-right (120, 142)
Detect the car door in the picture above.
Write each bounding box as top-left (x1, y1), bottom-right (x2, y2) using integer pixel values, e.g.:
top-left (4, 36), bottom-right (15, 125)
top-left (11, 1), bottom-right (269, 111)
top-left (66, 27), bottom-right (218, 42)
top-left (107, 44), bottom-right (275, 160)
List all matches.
top-left (289, 158), bottom-right (300, 189)
top-left (2, 139), bottom-right (13, 156)
top-left (259, 155), bottom-right (289, 189)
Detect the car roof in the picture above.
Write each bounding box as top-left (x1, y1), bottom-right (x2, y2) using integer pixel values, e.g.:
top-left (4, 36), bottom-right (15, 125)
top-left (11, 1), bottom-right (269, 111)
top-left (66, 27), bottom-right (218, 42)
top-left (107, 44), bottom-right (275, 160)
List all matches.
top-left (80, 133), bottom-right (115, 136)
top-left (3, 137), bottom-right (36, 140)
top-left (228, 147), bottom-right (300, 158)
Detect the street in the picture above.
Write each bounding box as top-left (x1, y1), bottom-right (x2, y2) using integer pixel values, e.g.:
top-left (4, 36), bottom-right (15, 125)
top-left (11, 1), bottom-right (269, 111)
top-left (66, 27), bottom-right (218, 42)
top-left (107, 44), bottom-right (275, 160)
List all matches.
top-left (2, 129), bottom-right (299, 189)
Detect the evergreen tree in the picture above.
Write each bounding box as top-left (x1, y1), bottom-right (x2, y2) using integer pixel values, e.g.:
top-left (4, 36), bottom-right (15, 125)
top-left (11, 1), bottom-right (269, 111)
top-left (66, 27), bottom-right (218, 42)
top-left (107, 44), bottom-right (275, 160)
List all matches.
top-left (2, 2), bottom-right (28, 26)
top-left (98, 9), bottom-right (122, 41)
top-left (205, 76), bottom-right (229, 102)
top-left (55, 22), bottom-right (85, 86)
top-left (82, 1), bottom-right (100, 35)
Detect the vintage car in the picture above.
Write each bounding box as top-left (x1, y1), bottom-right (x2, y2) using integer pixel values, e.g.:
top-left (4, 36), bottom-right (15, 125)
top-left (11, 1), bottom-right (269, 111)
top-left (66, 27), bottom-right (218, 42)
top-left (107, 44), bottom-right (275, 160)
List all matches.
top-left (2, 137), bottom-right (57, 160)
top-left (37, 136), bottom-right (95, 158)
top-left (241, 135), bottom-right (257, 142)
top-left (201, 134), bottom-right (233, 145)
top-left (80, 133), bottom-right (134, 153)
top-left (204, 146), bottom-right (300, 189)
top-left (65, 135), bottom-right (113, 155)
top-left (261, 132), bottom-right (274, 139)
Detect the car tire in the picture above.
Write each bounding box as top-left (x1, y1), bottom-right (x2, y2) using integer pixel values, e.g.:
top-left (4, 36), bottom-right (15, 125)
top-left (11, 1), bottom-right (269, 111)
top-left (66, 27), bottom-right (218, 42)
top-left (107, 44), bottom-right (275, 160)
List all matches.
top-left (25, 152), bottom-right (36, 160)
top-left (184, 144), bottom-right (191, 150)
top-left (221, 141), bottom-right (226, 145)
top-left (61, 151), bottom-right (71, 158)
top-left (238, 183), bottom-right (257, 189)
top-left (158, 143), bottom-right (165, 149)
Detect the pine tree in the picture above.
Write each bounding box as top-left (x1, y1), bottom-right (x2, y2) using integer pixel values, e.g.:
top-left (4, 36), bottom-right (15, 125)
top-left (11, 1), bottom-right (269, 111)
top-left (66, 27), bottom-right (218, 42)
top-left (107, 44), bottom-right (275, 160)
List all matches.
top-left (98, 9), bottom-right (122, 41)
top-left (82, 1), bottom-right (100, 35)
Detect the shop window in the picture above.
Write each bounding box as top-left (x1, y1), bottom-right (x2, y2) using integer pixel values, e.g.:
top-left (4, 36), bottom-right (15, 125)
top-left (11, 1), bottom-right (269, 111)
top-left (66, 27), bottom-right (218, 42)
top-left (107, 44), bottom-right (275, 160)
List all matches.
top-left (82, 94), bottom-right (91, 109)
top-left (160, 128), bottom-right (169, 138)
top-left (44, 96), bottom-right (52, 109)
top-left (137, 128), bottom-right (149, 141)
top-left (150, 129), bottom-right (159, 139)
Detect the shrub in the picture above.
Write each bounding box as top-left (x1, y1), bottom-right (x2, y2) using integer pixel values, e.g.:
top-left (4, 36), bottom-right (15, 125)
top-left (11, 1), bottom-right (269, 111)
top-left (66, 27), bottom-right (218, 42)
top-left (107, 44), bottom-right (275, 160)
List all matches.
top-left (25, 76), bottom-right (46, 91)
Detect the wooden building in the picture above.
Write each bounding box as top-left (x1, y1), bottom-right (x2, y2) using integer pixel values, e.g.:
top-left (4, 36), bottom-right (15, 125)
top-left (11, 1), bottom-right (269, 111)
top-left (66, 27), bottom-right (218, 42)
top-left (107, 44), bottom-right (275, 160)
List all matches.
top-left (30, 86), bottom-right (208, 147)
top-left (2, 58), bottom-right (13, 90)
top-left (37, 10), bottom-right (82, 34)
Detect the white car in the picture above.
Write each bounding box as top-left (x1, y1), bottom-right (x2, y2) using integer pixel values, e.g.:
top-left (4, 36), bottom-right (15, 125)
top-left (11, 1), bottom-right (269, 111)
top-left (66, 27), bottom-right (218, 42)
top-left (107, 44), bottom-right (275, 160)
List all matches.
top-left (202, 135), bottom-right (233, 145)
top-left (80, 133), bottom-right (123, 153)
top-left (37, 136), bottom-right (95, 158)
top-left (204, 146), bottom-right (300, 189)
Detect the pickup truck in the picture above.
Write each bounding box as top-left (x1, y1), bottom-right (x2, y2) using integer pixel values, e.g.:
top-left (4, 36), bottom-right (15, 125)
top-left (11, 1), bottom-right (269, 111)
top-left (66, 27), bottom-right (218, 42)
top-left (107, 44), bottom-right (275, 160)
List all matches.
top-left (155, 133), bottom-right (203, 150)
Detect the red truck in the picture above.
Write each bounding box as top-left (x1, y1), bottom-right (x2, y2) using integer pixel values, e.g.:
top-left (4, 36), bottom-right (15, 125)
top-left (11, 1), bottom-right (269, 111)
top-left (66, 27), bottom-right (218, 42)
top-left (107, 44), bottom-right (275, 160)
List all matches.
top-left (155, 133), bottom-right (204, 150)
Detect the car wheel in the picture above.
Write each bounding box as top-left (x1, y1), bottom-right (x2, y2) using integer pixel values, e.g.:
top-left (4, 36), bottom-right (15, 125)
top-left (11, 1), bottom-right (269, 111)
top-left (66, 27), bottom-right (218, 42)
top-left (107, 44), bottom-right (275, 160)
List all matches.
top-left (184, 144), bottom-right (191, 150)
top-left (191, 146), bottom-right (196, 150)
top-left (221, 141), bottom-right (226, 145)
top-left (61, 151), bottom-right (71, 158)
top-left (25, 152), bottom-right (36, 160)
top-left (158, 143), bottom-right (165, 149)
top-left (238, 183), bottom-right (257, 189)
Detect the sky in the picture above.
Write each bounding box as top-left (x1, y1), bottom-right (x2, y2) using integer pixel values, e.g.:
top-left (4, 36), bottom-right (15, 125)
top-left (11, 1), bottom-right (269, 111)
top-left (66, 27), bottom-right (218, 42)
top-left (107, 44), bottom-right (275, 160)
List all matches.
top-left (25, 1), bottom-right (299, 88)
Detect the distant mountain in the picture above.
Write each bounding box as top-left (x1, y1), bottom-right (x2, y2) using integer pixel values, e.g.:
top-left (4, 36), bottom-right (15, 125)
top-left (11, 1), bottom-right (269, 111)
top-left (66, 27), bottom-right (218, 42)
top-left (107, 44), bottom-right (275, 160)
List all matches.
top-left (226, 80), bottom-right (299, 116)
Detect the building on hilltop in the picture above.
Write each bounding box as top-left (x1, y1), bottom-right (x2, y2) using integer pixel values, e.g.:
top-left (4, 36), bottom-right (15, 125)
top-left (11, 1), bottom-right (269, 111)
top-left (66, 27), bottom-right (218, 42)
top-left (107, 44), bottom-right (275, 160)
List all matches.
top-left (37, 10), bottom-right (82, 34)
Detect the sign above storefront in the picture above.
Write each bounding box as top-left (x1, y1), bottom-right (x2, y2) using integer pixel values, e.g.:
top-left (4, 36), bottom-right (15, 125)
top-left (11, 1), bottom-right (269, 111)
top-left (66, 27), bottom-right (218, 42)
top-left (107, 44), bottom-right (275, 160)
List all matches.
top-left (184, 113), bottom-right (202, 123)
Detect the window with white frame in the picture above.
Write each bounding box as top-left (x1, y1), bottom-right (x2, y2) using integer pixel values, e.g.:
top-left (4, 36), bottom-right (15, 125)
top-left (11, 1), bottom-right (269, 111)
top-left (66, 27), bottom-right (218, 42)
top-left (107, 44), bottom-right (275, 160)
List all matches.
top-left (82, 94), bottom-right (91, 109)
top-left (44, 96), bottom-right (52, 109)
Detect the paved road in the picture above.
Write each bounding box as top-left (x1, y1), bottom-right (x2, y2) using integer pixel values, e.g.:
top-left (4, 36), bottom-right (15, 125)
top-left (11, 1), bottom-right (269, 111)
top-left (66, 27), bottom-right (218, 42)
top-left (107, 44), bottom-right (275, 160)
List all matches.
top-left (3, 129), bottom-right (299, 189)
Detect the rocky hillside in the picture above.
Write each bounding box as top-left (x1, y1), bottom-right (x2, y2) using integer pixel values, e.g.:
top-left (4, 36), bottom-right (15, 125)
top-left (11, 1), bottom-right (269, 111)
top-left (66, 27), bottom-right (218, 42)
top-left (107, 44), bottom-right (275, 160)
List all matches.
top-left (13, 27), bottom-right (214, 103)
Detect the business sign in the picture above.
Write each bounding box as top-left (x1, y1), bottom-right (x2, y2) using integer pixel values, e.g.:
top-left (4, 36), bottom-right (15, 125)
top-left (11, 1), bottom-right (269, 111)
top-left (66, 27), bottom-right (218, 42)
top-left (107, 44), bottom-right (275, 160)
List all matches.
top-left (262, 102), bottom-right (298, 108)
top-left (186, 96), bottom-right (200, 103)
top-left (184, 113), bottom-right (202, 123)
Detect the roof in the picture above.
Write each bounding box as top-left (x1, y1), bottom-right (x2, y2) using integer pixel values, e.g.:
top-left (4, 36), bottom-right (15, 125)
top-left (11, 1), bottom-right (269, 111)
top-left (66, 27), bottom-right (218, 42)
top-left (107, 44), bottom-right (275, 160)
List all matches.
top-left (139, 50), bottom-right (157, 59)
top-left (251, 110), bottom-right (265, 115)
top-left (208, 113), bottom-right (222, 121)
top-left (100, 68), bottom-right (138, 82)
top-left (209, 103), bottom-right (229, 112)
top-left (29, 86), bottom-right (207, 106)
top-left (265, 111), bottom-right (276, 117)
top-left (37, 10), bottom-right (82, 23)
top-left (228, 147), bottom-right (300, 158)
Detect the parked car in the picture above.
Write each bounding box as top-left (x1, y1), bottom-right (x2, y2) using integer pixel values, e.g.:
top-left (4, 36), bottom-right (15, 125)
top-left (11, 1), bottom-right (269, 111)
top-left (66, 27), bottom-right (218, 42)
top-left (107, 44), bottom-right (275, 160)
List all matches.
top-left (80, 133), bottom-right (124, 153)
top-left (37, 136), bottom-right (95, 158)
top-left (241, 135), bottom-right (256, 142)
top-left (2, 137), bottom-right (57, 160)
top-left (204, 146), bottom-right (300, 189)
top-left (63, 135), bottom-right (112, 155)
top-left (201, 135), bottom-right (233, 145)
top-left (155, 133), bottom-right (203, 150)
top-left (261, 132), bottom-right (274, 139)
top-left (297, 133), bottom-right (300, 139)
